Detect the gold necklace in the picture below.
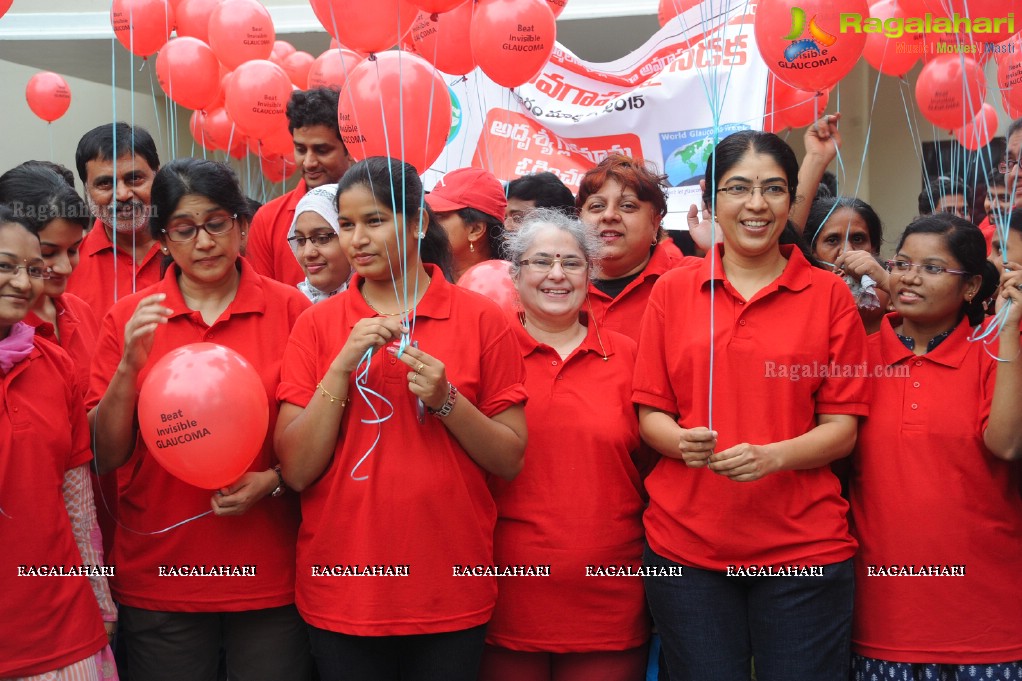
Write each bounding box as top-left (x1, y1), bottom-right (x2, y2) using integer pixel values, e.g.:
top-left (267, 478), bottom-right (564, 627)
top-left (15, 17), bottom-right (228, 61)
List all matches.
top-left (362, 294), bottom-right (412, 317)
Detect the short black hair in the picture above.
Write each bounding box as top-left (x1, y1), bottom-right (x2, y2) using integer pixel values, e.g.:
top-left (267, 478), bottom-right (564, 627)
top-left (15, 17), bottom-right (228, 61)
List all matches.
top-left (75, 122), bottom-right (160, 185)
top-left (1007, 117), bottom-right (1022, 143)
top-left (804, 196), bottom-right (883, 254)
top-left (149, 158), bottom-right (254, 240)
top-left (918, 176), bottom-right (967, 216)
top-left (506, 172), bottom-right (575, 213)
top-left (0, 163), bottom-right (91, 232)
top-left (286, 87), bottom-right (342, 140)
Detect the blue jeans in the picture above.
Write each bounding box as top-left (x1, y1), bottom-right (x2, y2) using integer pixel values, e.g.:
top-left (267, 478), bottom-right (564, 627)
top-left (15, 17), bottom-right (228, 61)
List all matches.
top-left (642, 546), bottom-right (853, 681)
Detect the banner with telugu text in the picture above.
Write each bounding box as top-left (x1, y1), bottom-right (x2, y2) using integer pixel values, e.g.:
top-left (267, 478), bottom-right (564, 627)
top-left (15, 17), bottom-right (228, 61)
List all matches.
top-left (425, 0), bottom-right (769, 230)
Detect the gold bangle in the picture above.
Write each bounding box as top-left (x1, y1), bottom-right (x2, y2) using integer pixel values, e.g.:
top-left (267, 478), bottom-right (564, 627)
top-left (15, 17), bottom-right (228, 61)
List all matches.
top-left (316, 382), bottom-right (349, 407)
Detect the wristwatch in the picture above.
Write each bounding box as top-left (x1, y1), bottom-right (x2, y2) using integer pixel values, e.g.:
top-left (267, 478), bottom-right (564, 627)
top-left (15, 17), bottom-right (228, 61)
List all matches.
top-left (270, 465), bottom-right (285, 497)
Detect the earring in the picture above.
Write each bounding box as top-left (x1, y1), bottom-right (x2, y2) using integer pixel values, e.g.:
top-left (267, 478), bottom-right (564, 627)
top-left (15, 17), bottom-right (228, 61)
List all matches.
top-left (241, 231), bottom-right (247, 237)
top-left (651, 236), bottom-right (658, 246)
top-left (469, 241), bottom-right (475, 253)
top-left (417, 231), bottom-right (425, 240)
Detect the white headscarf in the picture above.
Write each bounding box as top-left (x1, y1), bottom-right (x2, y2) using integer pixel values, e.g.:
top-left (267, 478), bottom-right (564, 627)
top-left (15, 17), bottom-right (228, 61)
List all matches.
top-left (287, 183), bottom-right (347, 304)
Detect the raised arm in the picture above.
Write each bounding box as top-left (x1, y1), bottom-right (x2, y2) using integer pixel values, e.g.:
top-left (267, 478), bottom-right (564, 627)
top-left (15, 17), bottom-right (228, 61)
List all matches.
top-left (791, 113), bottom-right (842, 231)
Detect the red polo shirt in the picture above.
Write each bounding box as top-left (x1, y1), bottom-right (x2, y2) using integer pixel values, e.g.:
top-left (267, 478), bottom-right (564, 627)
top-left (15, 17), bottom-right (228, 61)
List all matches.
top-left (87, 259), bottom-right (310, 611)
top-left (277, 266), bottom-right (527, 636)
top-left (66, 220), bottom-right (163, 322)
top-left (850, 315), bottom-right (1022, 663)
top-left (0, 336), bottom-right (107, 677)
top-left (485, 322), bottom-right (649, 652)
top-left (24, 293), bottom-right (98, 399)
top-left (247, 180), bottom-right (307, 286)
top-left (587, 242), bottom-right (695, 343)
top-left (633, 244), bottom-right (869, 571)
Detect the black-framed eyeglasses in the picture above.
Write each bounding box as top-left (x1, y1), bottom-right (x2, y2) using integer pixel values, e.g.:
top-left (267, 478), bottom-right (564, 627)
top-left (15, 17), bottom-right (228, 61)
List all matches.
top-left (885, 259), bottom-right (970, 277)
top-left (519, 256), bottom-right (587, 274)
top-left (162, 214), bottom-right (237, 242)
top-left (998, 159), bottom-right (1019, 174)
top-left (0, 261), bottom-right (50, 279)
top-left (287, 233), bottom-right (339, 249)
top-left (716, 184), bottom-right (790, 200)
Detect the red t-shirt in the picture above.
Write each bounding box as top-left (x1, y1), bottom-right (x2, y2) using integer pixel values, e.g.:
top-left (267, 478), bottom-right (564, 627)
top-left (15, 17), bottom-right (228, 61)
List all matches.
top-left (247, 181), bottom-right (307, 286)
top-left (633, 244), bottom-right (869, 571)
top-left (277, 266), bottom-right (527, 636)
top-left (0, 335), bottom-right (107, 677)
top-left (24, 293), bottom-right (99, 399)
top-left (87, 259), bottom-right (310, 611)
top-left (850, 315), bottom-right (1022, 663)
top-left (587, 241), bottom-right (695, 343)
top-left (486, 323), bottom-right (649, 652)
top-left (66, 220), bottom-right (162, 322)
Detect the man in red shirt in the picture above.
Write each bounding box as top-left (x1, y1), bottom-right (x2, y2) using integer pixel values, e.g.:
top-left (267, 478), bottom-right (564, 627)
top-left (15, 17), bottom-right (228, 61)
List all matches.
top-left (247, 87), bottom-right (353, 286)
top-left (67, 122), bottom-right (162, 320)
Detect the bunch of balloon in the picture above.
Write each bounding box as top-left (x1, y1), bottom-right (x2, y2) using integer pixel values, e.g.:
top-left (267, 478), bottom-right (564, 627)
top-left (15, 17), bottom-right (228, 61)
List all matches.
top-left (155, 37), bottom-right (222, 111)
top-left (410, 3), bottom-right (476, 76)
top-left (208, 0), bottom-right (275, 69)
top-left (25, 72), bottom-right (72, 123)
top-left (754, 0), bottom-right (868, 93)
top-left (174, 0), bottom-right (221, 43)
top-left (954, 102), bottom-right (999, 151)
top-left (137, 343), bottom-right (269, 490)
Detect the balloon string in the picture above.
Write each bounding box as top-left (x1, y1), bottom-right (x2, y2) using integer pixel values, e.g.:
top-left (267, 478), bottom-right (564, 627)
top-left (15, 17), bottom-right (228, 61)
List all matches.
top-left (88, 400), bottom-right (215, 535)
top-left (147, 64), bottom-right (164, 146)
top-left (349, 346), bottom-right (395, 481)
top-left (110, 37), bottom-right (119, 305)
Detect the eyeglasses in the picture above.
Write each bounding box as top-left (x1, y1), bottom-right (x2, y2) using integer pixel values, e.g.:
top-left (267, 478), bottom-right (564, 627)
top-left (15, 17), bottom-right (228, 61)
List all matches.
top-left (885, 260), bottom-right (970, 277)
top-left (0, 261), bottom-right (50, 279)
top-left (519, 256), bottom-right (587, 274)
top-left (998, 160), bottom-right (1019, 174)
top-left (162, 214), bottom-right (237, 242)
top-left (716, 184), bottom-right (790, 200)
top-left (287, 233), bottom-right (339, 249)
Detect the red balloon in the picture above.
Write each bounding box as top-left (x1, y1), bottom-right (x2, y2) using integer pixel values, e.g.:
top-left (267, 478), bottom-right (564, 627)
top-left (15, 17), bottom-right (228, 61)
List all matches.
top-left (110, 0), bottom-right (175, 57)
top-left (25, 72), bottom-right (71, 123)
top-left (311, 0), bottom-right (418, 54)
top-left (202, 106), bottom-right (239, 150)
top-left (156, 37), bottom-right (221, 110)
top-left (471, 0), bottom-right (557, 88)
top-left (0, 0), bottom-right (13, 19)
top-left (458, 260), bottom-right (517, 312)
top-left (544, 0), bottom-right (568, 18)
top-left (754, 0), bottom-right (868, 92)
top-left (227, 135), bottom-right (249, 159)
top-left (407, 0), bottom-right (466, 13)
top-left (338, 50), bottom-right (452, 173)
top-left (257, 123), bottom-right (295, 158)
top-left (260, 154), bottom-right (298, 183)
top-left (997, 53), bottom-right (1022, 111)
top-left (764, 76), bottom-right (829, 130)
top-left (954, 102), bottom-right (999, 150)
top-left (411, 6), bottom-right (475, 75)
top-left (225, 59), bottom-right (292, 138)
top-left (1004, 92), bottom-right (1022, 119)
top-left (861, 0), bottom-right (922, 76)
top-left (308, 48), bottom-right (363, 90)
top-left (189, 109), bottom-right (217, 150)
top-left (282, 51), bottom-right (315, 89)
top-left (269, 40), bottom-right (296, 65)
top-left (914, 55), bottom-right (986, 130)
top-left (658, 0), bottom-right (702, 27)
top-left (174, 0), bottom-right (220, 43)
top-left (138, 343), bottom-right (268, 490)
top-left (208, 0), bottom-right (275, 70)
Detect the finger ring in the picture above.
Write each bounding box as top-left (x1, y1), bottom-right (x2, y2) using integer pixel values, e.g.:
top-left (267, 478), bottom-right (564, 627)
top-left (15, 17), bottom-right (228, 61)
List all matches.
top-left (415, 362), bottom-right (425, 375)
top-left (1015, 283), bottom-right (1022, 291)
top-left (411, 374), bottom-right (418, 385)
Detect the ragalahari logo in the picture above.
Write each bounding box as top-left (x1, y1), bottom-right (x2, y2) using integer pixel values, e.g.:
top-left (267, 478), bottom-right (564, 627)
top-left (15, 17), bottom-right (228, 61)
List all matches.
top-left (782, 7), bottom-right (838, 65)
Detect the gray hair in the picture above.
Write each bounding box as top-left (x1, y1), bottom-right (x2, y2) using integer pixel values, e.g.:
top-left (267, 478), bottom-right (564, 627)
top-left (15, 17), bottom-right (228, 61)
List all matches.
top-left (505, 207), bottom-right (601, 279)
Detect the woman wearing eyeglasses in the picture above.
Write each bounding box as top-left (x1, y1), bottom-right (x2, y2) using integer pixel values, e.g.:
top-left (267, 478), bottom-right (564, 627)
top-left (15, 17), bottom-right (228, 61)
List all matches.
top-left (849, 214), bottom-right (1022, 680)
top-left (634, 130), bottom-right (869, 680)
top-left (0, 206), bottom-right (117, 680)
top-left (287, 183), bottom-right (351, 303)
top-left (478, 209), bottom-right (649, 681)
top-left (89, 158), bottom-right (313, 680)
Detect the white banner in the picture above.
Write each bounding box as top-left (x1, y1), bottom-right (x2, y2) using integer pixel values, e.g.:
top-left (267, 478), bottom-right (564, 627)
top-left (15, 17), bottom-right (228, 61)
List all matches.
top-left (426, 1), bottom-right (769, 230)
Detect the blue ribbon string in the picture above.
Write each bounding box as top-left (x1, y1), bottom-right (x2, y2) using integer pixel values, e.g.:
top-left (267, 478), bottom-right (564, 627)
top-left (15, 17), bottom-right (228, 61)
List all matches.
top-left (349, 346), bottom-right (396, 480)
